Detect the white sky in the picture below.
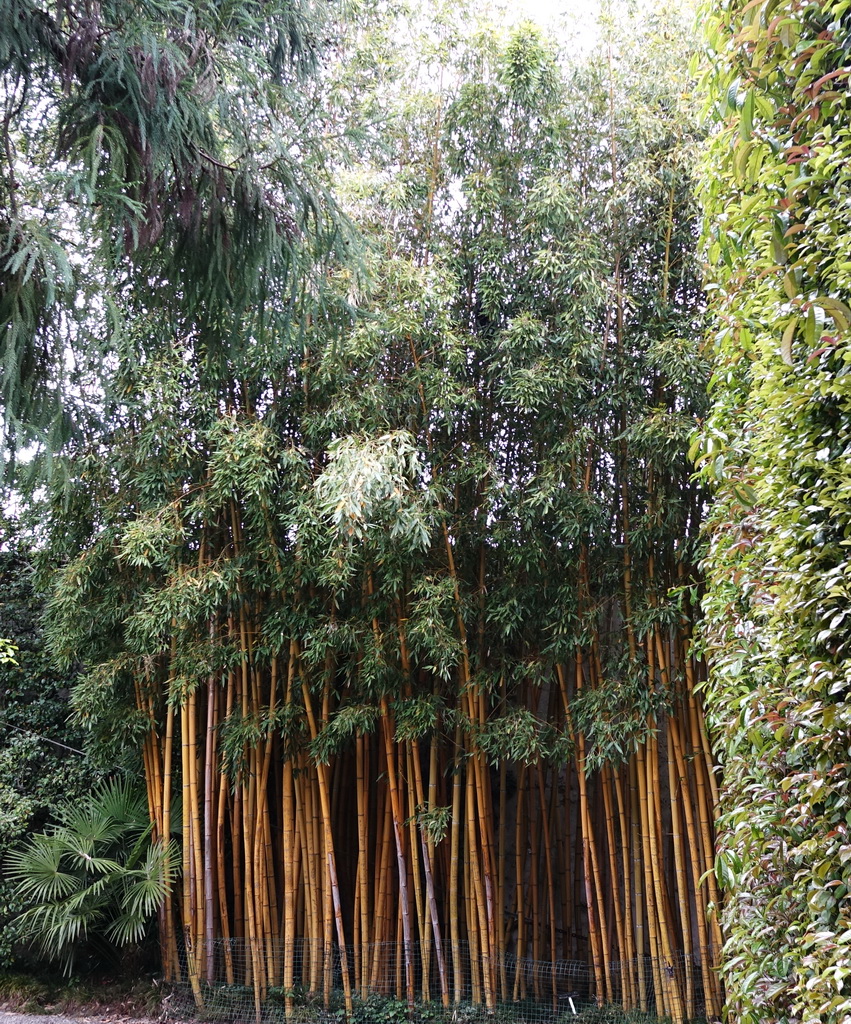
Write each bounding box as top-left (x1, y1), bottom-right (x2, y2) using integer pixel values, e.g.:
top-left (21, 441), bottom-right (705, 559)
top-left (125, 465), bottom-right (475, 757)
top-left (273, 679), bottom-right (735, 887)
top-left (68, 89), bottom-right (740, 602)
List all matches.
top-left (499, 0), bottom-right (689, 52)
top-left (505, 0), bottom-right (602, 33)
top-left (487, 0), bottom-right (609, 58)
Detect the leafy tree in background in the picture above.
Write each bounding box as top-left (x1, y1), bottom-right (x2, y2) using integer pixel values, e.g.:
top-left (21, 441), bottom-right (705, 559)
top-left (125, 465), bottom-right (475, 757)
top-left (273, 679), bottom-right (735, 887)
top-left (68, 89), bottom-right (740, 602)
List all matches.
top-left (0, 0), bottom-right (347, 471)
top-left (700, 1), bottom-right (851, 1022)
top-left (0, 547), bottom-right (97, 968)
top-left (1, 0), bottom-right (352, 979)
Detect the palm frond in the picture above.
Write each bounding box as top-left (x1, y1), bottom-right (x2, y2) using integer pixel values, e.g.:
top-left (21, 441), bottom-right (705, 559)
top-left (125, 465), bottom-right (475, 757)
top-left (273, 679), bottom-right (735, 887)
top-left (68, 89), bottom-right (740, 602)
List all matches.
top-left (4, 840), bottom-right (80, 901)
top-left (9, 778), bottom-right (159, 969)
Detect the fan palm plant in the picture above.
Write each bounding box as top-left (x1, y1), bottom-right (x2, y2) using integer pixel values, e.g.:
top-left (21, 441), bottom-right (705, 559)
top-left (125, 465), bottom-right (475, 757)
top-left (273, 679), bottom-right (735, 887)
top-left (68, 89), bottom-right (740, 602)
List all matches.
top-left (6, 777), bottom-right (177, 972)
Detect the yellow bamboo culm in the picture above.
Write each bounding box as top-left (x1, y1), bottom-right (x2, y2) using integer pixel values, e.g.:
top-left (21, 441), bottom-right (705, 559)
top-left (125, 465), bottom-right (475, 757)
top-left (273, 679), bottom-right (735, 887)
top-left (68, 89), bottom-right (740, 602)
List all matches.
top-left (141, 568), bottom-right (721, 1021)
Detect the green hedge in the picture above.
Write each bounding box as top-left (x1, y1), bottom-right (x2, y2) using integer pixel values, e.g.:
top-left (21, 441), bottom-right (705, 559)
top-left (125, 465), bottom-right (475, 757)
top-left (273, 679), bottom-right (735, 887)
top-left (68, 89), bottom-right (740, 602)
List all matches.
top-left (700, 2), bottom-right (851, 1022)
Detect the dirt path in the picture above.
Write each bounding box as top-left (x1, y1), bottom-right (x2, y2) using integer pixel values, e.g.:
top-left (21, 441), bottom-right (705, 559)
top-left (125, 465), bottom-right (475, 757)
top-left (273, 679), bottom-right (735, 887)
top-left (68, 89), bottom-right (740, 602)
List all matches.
top-left (1, 1016), bottom-right (79, 1024)
top-left (0, 1014), bottom-right (159, 1024)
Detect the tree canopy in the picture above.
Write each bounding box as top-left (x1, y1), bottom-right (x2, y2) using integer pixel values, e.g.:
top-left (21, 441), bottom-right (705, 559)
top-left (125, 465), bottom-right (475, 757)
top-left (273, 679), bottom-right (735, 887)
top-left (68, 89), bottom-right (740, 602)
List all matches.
top-left (1, 0), bottom-right (347, 468)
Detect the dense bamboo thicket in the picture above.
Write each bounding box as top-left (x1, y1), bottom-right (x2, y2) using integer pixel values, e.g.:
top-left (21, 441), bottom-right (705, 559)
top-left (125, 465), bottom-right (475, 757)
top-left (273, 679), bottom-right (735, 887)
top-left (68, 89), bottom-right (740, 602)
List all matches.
top-left (36, 6), bottom-right (719, 1023)
top-left (131, 595), bottom-right (720, 1022)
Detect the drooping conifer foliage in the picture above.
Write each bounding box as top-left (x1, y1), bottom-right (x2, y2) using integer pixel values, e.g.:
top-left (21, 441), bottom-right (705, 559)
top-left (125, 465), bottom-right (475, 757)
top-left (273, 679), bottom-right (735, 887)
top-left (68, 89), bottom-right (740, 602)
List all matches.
top-left (700, 2), bottom-right (851, 1022)
top-left (25, 3), bottom-right (716, 1022)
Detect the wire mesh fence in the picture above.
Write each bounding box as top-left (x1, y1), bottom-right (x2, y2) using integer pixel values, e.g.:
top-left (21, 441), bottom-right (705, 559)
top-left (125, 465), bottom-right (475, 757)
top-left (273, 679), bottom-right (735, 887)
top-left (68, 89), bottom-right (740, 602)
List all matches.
top-left (163, 940), bottom-right (719, 1024)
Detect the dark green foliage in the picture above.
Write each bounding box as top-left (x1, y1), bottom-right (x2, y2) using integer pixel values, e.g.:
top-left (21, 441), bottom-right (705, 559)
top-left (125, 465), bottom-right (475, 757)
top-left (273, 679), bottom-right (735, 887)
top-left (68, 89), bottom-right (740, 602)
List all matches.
top-left (0, 548), bottom-right (97, 968)
top-left (700, 1), bottom-right (851, 1021)
top-left (0, 971), bottom-right (162, 1016)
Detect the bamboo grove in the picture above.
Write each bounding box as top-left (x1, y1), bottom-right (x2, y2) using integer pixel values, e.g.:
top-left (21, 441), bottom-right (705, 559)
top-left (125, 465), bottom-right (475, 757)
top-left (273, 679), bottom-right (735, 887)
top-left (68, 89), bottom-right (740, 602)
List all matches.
top-left (20, 4), bottom-right (720, 1023)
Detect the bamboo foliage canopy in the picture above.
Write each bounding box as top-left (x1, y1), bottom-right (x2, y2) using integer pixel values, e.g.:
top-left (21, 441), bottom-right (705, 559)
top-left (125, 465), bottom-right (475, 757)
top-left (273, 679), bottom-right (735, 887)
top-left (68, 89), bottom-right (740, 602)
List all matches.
top-left (33, 4), bottom-right (719, 1023)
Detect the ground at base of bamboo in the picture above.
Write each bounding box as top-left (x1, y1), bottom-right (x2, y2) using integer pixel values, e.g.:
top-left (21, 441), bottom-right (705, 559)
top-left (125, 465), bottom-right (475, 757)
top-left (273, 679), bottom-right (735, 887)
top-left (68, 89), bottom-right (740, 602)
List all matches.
top-left (165, 987), bottom-right (709, 1024)
top-left (0, 972), bottom-right (164, 1020)
top-left (0, 974), bottom-right (710, 1024)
